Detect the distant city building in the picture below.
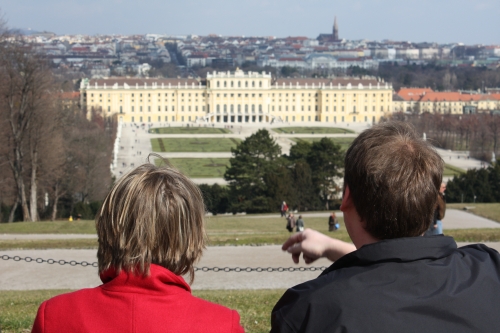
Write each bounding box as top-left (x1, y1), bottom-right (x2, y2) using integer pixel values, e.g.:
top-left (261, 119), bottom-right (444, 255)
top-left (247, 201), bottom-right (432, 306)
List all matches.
top-left (80, 68), bottom-right (392, 124)
top-left (317, 16), bottom-right (342, 43)
top-left (393, 88), bottom-right (500, 114)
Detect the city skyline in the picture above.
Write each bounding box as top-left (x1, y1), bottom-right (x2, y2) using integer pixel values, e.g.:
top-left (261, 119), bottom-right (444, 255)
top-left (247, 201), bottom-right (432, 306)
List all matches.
top-left (2, 0), bottom-right (499, 45)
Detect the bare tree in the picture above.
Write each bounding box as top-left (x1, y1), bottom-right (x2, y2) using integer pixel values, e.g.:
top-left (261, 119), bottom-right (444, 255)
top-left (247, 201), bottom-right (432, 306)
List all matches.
top-left (0, 40), bottom-right (54, 221)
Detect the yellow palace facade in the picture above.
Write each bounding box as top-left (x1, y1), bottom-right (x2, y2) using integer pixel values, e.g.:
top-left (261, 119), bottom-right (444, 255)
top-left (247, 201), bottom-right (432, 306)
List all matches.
top-left (80, 69), bottom-right (392, 124)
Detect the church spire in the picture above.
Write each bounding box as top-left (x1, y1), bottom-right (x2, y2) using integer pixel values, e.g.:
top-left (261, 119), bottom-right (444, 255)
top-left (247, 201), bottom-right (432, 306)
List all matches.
top-left (333, 16), bottom-right (339, 41)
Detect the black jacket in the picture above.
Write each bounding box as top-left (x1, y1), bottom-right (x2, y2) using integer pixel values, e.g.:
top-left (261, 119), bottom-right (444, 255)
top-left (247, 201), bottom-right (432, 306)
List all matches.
top-left (271, 236), bottom-right (500, 332)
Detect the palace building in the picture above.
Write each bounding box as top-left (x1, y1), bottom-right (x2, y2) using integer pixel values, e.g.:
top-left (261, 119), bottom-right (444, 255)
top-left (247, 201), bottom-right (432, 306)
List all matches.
top-left (80, 69), bottom-right (393, 124)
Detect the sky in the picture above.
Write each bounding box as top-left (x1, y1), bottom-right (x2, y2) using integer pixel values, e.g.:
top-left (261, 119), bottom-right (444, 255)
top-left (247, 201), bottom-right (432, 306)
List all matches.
top-left (2, 0), bottom-right (499, 45)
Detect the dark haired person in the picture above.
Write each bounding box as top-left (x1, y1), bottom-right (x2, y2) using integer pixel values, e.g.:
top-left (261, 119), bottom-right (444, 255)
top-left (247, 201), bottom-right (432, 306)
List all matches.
top-left (271, 121), bottom-right (500, 332)
top-left (429, 182), bottom-right (446, 235)
top-left (32, 163), bottom-right (243, 333)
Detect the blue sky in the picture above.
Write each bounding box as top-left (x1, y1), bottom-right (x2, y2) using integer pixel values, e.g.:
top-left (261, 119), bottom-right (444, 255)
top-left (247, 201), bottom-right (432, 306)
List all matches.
top-left (2, 0), bottom-right (499, 44)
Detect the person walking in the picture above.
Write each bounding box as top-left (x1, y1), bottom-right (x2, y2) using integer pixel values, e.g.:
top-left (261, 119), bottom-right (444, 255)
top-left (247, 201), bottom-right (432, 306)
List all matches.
top-left (286, 213), bottom-right (296, 232)
top-left (281, 201), bottom-right (289, 217)
top-left (429, 182), bottom-right (446, 235)
top-left (296, 215), bottom-right (305, 232)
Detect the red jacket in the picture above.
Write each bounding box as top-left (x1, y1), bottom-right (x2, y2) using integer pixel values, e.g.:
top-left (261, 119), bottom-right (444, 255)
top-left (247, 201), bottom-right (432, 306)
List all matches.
top-left (32, 264), bottom-right (244, 333)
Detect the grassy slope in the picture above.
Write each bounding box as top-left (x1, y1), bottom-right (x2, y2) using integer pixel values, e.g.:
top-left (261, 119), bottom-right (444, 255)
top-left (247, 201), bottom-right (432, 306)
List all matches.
top-left (272, 127), bottom-right (354, 134)
top-left (0, 216), bottom-right (350, 249)
top-left (291, 137), bottom-right (354, 150)
top-left (148, 127), bottom-right (231, 134)
top-left (443, 164), bottom-right (465, 177)
top-left (155, 158), bottom-right (230, 178)
top-left (150, 138), bottom-right (240, 153)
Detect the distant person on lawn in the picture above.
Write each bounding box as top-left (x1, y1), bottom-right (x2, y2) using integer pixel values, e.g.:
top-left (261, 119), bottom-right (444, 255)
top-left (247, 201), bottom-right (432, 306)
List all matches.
top-left (286, 213), bottom-right (296, 232)
top-left (296, 215), bottom-right (305, 232)
top-left (281, 201), bottom-right (289, 217)
top-left (429, 182), bottom-right (446, 235)
top-left (328, 212), bottom-right (339, 231)
top-left (32, 162), bottom-right (244, 333)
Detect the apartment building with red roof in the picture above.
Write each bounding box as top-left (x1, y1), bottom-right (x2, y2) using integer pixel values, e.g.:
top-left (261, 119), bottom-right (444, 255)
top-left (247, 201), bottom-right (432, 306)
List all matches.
top-left (394, 88), bottom-right (500, 114)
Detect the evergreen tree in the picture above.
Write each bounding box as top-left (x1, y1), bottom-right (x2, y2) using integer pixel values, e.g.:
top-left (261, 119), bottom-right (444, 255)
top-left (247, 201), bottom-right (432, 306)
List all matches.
top-left (224, 129), bottom-right (281, 213)
top-left (446, 167), bottom-right (496, 203)
top-left (289, 140), bottom-right (312, 161)
top-left (292, 160), bottom-right (321, 211)
top-left (264, 158), bottom-right (297, 212)
top-left (306, 138), bottom-right (344, 209)
top-left (198, 183), bottom-right (230, 215)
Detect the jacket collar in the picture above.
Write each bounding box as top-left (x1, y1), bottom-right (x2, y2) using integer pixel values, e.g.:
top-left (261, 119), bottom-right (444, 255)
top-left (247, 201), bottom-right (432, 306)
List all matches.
top-left (322, 235), bottom-right (457, 276)
top-left (99, 264), bottom-right (191, 294)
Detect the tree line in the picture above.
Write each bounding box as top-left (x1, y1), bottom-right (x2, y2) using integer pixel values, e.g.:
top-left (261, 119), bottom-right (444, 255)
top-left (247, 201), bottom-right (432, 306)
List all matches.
top-left (0, 32), bottom-right (114, 222)
top-left (391, 112), bottom-right (500, 162)
top-left (446, 161), bottom-right (500, 203)
top-left (200, 130), bottom-right (344, 215)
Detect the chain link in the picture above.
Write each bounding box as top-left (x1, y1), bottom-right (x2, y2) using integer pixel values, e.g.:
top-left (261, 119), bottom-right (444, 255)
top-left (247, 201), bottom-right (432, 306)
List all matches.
top-left (0, 254), bottom-right (326, 272)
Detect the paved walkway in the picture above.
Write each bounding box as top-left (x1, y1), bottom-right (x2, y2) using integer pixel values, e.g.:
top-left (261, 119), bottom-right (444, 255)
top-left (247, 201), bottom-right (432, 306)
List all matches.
top-left (1, 209), bottom-right (499, 290)
top-left (1, 241), bottom-right (499, 291)
top-left (232, 209), bottom-right (500, 229)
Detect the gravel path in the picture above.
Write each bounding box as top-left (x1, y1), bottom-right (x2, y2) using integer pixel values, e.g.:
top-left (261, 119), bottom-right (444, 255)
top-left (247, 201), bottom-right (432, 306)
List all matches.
top-left (1, 242), bottom-right (500, 291)
top-left (1, 209), bottom-right (499, 290)
top-left (238, 209), bottom-right (500, 229)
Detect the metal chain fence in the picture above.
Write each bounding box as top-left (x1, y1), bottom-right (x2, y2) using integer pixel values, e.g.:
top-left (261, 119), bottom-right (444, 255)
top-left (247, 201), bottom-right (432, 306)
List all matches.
top-left (0, 254), bottom-right (327, 272)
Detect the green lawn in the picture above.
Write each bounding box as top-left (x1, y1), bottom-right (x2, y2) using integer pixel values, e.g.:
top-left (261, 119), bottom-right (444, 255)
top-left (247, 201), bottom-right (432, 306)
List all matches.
top-left (291, 137), bottom-right (355, 150)
top-left (155, 158), bottom-right (230, 178)
top-left (151, 138), bottom-right (240, 152)
top-left (443, 164), bottom-right (465, 177)
top-left (0, 220), bottom-right (96, 234)
top-left (273, 127), bottom-right (354, 134)
top-left (0, 289), bottom-right (284, 333)
top-left (148, 127), bottom-right (232, 134)
top-left (0, 215), bottom-right (350, 249)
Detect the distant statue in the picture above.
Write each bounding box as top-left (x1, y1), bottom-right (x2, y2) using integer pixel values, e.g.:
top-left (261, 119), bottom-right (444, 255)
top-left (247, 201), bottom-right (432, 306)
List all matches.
top-left (423, 132), bottom-right (427, 141)
top-left (492, 152), bottom-right (496, 163)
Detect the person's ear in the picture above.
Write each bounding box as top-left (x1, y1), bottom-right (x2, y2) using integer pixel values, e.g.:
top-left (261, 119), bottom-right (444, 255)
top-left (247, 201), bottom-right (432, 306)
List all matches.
top-left (340, 185), bottom-right (352, 211)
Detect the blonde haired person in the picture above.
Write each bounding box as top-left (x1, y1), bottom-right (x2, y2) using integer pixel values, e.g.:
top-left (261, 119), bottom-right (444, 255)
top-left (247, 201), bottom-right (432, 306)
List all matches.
top-left (32, 162), bottom-right (244, 333)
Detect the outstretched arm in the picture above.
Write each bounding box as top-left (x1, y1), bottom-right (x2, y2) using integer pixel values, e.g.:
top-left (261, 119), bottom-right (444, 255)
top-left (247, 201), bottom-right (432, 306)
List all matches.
top-left (282, 228), bottom-right (356, 264)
